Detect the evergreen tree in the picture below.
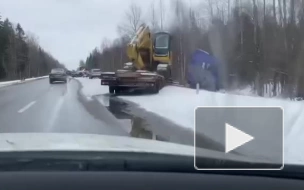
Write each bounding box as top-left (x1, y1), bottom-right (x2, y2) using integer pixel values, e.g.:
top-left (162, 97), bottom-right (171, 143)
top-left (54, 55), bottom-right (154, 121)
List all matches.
top-left (0, 17), bottom-right (65, 80)
top-left (15, 23), bottom-right (28, 79)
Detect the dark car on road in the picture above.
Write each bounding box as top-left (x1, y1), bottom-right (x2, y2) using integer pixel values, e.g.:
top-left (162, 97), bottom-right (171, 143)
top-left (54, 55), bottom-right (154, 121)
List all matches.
top-left (49, 68), bottom-right (67, 84)
top-left (71, 71), bottom-right (85, 78)
top-left (70, 71), bottom-right (79, 77)
top-left (89, 69), bottom-right (102, 79)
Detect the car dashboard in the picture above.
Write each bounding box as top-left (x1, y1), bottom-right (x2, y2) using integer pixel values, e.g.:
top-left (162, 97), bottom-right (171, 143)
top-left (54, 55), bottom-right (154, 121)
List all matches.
top-left (1, 171), bottom-right (304, 190)
top-left (0, 151), bottom-right (303, 190)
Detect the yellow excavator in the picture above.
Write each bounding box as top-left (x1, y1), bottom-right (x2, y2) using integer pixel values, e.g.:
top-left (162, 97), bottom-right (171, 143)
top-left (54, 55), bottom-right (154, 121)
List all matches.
top-left (100, 24), bottom-right (173, 94)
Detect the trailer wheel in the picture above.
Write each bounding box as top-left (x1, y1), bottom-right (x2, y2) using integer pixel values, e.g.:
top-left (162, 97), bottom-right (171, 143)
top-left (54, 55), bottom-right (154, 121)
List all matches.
top-left (109, 86), bottom-right (115, 94)
top-left (152, 82), bottom-right (160, 94)
top-left (115, 87), bottom-right (121, 94)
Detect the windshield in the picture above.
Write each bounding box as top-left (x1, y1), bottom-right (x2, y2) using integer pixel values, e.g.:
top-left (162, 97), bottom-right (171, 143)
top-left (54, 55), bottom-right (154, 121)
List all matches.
top-left (0, 0), bottom-right (304, 173)
top-left (154, 33), bottom-right (169, 48)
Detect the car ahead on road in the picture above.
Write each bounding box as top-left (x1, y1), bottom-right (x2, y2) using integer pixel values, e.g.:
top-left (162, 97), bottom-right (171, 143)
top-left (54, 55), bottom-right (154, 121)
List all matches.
top-left (71, 71), bottom-right (80, 77)
top-left (83, 72), bottom-right (88, 77)
top-left (49, 68), bottom-right (67, 84)
top-left (89, 69), bottom-right (102, 79)
top-left (73, 70), bottom-right (85, 78)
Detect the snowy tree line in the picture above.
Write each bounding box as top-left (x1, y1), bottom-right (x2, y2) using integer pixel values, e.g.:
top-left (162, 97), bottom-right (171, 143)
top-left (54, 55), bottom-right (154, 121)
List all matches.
top-left (83, 0), bottom-right (304, 99)
top-left (0, 16), bottom-right (64, 81)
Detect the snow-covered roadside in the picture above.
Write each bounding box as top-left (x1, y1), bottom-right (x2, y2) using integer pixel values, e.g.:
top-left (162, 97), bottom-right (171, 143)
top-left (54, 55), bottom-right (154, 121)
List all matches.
top-left (77, 78), bottom-right (107, 100)
top-left (0, 76), bottom-right (48, 88)
top-left (76, 78), bottom-right (304, 164)
top-left (119, 86), bottom-right (301, 131)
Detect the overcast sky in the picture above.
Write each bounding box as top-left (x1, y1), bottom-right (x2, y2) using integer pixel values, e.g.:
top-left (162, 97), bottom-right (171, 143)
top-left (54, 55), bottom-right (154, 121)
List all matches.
top-left (1, 0), bottom-right (207, 70)
top-left (0, 0), bottom-right (166, 69)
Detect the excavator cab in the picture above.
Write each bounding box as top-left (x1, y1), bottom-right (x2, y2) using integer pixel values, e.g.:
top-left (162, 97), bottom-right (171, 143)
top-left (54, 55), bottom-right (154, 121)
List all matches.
top-left (153, 32), bottom-right (172, 59)
top-left (153, 32), bottom-right (172, 82)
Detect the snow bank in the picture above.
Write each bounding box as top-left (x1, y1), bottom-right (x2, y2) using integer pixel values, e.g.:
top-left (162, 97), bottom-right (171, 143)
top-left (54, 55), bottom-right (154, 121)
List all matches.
top-left (0, 76), bottom-right (48, 88)
top-left (120, 86), bottom-right (301, 131)
top-left (77, 78), bottom-right (108, 100)
top-left (227, 83), bottom-right (284, 98)
top-left (76, 78), bottom-right (304, 164)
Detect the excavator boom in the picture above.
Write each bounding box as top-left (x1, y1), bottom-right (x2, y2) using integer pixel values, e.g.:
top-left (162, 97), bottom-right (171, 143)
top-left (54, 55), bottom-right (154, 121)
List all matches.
top-left (126, 24), bottom-right (152, 70)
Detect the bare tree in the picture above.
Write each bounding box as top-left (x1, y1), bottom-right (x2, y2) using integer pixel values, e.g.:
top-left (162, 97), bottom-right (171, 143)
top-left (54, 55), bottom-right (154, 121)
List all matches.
top-left (26, 32), bottom-right (40, 77)
top-left (159, 0), bottom-right (164, 30)
top-left (26, 32), bottom-right (39, 45)
top-left (150, 1), bottom-right (159, 31)
top-left (81, 0), bottom-right (304, 99)
top-left (273, 0), bottom-right (276, 20)
top-left (228, 0), bottom-right (231, 19)
top-left (100, 38), bottom-right (111, 51)
top-left (79, 60), bottom-right (85, 67)
top-left (208, 0), bottom-right (214, 18)
top-left (117, 3), bottom-right (142, 38)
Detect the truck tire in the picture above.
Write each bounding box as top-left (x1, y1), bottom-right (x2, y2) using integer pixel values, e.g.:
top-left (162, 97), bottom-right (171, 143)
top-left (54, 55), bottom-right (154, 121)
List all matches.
top-left (109, 86), bottom-right (115, 94)
top-left (115, 87), bottom-right (121, 94)
top-left (152, 82), bottom-right (160, 94)
top-left (49, 79), bottom-right (53, 84)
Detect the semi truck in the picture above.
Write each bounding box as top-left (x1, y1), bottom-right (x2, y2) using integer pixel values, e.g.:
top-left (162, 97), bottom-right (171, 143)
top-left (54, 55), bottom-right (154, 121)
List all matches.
top-left (100, 24), bottom-right (173, 94)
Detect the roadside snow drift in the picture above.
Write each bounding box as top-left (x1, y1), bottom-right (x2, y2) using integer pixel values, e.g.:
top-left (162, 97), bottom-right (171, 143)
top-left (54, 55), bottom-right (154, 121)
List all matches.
top-left (0, 76), bottom-right (48, 88)
top-left (76, 78), bottom-right (304, 164)
top-left (77, 78), bottom-right (106, 100)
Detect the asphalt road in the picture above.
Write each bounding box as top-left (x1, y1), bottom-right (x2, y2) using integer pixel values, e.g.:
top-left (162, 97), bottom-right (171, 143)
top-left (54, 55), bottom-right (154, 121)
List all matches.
top-left (0, 77), bottom-right (224, 152)
top-left (0, 78), bottom-right (129, 136)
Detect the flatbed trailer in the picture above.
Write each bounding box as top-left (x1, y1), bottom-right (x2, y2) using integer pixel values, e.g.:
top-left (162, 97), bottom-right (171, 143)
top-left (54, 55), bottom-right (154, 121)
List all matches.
top-left (100, 70), bottom-right (165, 94)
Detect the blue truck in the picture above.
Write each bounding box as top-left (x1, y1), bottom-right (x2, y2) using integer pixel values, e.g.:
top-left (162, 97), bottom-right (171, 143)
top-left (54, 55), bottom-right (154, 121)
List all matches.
top-left (187, 49), bottom-right (221, 91)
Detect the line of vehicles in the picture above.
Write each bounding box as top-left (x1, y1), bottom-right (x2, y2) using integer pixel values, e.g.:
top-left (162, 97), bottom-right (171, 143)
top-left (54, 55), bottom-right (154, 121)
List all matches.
top-left (49, 68), bottom-right (102, 84)
top-left (64, 69), bottom-right (102, 79)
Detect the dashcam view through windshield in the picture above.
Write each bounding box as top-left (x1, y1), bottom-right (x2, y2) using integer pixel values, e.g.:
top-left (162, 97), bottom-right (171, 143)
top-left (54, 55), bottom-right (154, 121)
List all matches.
top-left (0, 0), bottom-right (303, 172)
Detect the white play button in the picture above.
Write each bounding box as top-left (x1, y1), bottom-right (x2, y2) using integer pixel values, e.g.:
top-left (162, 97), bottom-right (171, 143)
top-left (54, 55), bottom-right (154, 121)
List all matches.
top-left (195, 107), bottom-right (283, 169)
top-left (225, 123), bottom-right (254, 153)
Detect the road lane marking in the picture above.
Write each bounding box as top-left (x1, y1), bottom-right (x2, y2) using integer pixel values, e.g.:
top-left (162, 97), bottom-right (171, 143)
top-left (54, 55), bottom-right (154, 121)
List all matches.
top-left (18, 101), bottom-right (36, 113)
top-left (46, 97), bottom-right (64, 132)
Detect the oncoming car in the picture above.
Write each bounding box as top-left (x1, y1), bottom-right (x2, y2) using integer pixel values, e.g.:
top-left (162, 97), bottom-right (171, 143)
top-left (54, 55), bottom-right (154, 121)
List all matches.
top-left (49, 68), bottom-right (67, 84)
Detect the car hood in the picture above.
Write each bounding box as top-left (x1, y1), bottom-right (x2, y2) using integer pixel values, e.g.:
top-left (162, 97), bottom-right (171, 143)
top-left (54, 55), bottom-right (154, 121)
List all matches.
top-left (0, 133), bottom-right (276, 164)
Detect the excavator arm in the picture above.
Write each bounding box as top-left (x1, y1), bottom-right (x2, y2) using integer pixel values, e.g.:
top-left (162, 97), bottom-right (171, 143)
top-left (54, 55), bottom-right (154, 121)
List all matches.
top-left (126, 24), bottom-right (153, 70)
top-left (126, 24), bottom-right (172, 73)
